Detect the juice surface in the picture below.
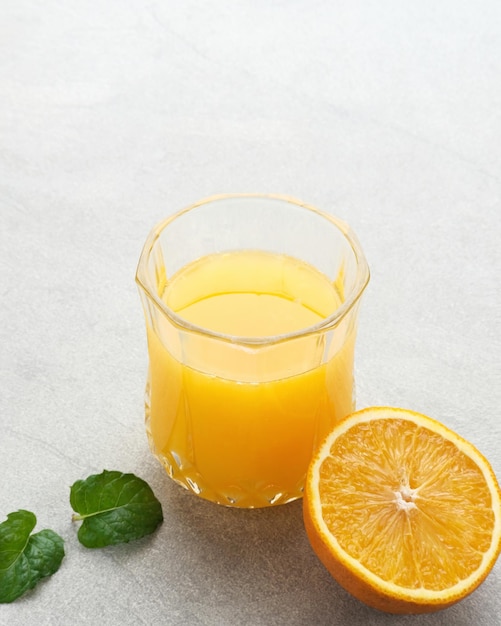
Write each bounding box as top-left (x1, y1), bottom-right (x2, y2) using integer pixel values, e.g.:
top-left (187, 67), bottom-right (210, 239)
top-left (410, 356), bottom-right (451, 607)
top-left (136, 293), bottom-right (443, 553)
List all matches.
top-left (146, 250), bottom-right (356, 507)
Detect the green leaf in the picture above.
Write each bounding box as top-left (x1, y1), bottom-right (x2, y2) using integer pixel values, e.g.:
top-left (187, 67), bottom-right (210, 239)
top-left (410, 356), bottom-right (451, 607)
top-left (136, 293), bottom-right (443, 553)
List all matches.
top-left (70, 470), bottom-right (163, 548)
top-left (0, 510), bottom-right (65, 603)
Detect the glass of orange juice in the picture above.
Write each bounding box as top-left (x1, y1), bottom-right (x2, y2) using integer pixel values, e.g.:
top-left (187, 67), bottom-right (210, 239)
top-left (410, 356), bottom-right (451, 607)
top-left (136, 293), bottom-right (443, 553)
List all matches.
top-left (136, 194), bottom-right (369, 508)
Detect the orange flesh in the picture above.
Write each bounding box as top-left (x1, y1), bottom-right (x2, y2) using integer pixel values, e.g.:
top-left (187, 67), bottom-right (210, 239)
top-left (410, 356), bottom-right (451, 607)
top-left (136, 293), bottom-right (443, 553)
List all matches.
top-left (318, 418), bottom-right (497, 590)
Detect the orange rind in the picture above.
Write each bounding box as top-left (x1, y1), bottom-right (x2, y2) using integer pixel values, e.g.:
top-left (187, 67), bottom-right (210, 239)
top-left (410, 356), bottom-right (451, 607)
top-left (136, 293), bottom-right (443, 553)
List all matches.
top-left (303, 407), bottom-right (501, 613)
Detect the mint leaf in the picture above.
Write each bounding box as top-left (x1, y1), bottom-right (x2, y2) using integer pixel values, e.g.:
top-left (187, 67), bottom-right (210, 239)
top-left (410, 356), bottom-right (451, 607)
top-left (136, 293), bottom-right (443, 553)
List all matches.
top-left (70, 470), bottom-right (163, 548)
top-left (0, 510), bottom-right (65, 603)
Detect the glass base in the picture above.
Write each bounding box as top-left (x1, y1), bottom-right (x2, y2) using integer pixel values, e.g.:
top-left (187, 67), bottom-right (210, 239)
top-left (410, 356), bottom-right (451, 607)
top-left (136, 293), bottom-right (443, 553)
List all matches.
top-left (155, 450), bottom-right (303, 508)
top-left (145, 386), bottom-right (303, 508)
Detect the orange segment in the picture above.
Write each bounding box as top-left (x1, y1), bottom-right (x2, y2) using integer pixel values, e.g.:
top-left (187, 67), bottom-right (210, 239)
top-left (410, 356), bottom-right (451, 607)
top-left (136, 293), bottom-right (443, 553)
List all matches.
top-left (303, 407), bottom-right (501, 614)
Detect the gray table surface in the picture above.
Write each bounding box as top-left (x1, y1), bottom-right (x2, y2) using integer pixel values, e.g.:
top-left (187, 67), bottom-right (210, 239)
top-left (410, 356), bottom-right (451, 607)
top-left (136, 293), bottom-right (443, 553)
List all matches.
top-left (1, 1), bottom-right (500, 625)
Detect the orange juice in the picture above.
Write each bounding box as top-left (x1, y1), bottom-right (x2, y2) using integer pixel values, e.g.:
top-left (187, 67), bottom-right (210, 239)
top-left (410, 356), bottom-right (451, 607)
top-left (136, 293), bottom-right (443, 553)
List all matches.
top-left (145, 250), bottom-right (357, 507)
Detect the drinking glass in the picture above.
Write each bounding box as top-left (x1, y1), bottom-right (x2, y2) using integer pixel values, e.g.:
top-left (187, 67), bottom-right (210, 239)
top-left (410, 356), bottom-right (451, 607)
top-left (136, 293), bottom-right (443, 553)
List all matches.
top-left (136, 194), bottom-right (369, 507)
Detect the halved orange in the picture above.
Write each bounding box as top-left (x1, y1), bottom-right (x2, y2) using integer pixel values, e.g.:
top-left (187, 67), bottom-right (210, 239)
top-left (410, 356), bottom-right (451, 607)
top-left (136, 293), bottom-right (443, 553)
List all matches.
top-left (303, 407), bottom-right (501, 614)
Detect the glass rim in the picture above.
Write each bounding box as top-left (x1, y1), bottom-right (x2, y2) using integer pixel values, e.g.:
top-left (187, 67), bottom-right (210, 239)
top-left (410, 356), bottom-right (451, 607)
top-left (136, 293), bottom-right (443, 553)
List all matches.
top-left (135, 193), bottom-right (370, 346)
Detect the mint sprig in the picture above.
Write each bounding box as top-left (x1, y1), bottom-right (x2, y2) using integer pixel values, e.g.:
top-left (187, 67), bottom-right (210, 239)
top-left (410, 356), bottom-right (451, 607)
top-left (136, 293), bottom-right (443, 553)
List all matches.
top-left (0, 510), bottom-right (65, 603)
top-left (70, 470), bottom-right (163, 548)
top-left (1, 470), bottom-right (163, 602)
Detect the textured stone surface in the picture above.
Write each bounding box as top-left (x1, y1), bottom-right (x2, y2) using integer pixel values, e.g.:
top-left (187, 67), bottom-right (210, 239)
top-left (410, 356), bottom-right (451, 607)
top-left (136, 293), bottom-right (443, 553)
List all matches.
top-left (1, 1), bottom-right (500, 624)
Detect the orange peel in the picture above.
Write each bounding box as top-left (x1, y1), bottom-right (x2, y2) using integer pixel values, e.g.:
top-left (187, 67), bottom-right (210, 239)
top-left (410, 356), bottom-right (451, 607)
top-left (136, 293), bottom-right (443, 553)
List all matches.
top-left (303, 407), bottom-right (501, 613)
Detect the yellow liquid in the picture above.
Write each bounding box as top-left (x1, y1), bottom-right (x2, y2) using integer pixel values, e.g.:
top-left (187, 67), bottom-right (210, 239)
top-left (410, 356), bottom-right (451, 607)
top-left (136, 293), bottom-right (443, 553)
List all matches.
top-left (146, 250), bottom-right (356, 507)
